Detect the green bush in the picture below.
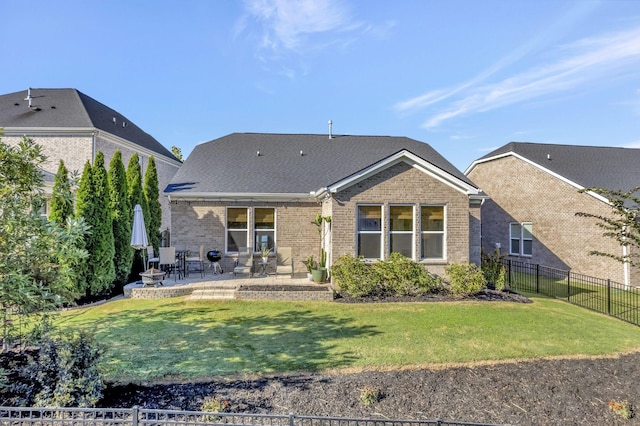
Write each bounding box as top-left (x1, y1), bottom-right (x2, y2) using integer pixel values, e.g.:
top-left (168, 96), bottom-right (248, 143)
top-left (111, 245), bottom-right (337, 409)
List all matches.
top-left (332, 253), bottom-right (441, 297)
top-left (445, 262), bottom-right (487, 295)
top-left (8, 329), bottom-right (104, 407)
top-left (331, 254), bottom-right (378, 297)
top-left (481, 247), bottom-right (508, 290)
top-left (371, 252), bottom-right (440, 296)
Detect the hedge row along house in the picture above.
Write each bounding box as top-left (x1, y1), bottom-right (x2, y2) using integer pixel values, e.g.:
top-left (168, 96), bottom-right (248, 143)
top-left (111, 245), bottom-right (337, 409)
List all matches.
top-left (466, 142), bottom-right (640, 287)
top-left (165, 132), bottom-right (486, 276)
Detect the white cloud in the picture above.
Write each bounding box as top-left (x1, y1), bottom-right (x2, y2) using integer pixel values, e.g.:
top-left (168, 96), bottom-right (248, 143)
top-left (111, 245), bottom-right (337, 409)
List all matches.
top-left (396, 26), bottom-right (640, 129)
top-left (240, 0), bottom-right (364, 54)
top-left (621, 140), bottom-right (640, 148)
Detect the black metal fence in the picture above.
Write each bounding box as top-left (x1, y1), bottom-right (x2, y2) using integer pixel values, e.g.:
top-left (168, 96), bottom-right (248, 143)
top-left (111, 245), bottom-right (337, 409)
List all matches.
top-left (503, 258), bottom-right (640, 326)
top-left (0, 407), bottom-right (503, 426)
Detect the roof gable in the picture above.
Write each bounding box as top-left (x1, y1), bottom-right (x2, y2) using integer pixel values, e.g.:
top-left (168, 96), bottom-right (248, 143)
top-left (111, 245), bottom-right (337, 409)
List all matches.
top-left (466, 142), bottom-right (640, 194)
top-left (166, 133), bottom-right (478, 199)
top-left (0, 88), bottom-right (178, 161)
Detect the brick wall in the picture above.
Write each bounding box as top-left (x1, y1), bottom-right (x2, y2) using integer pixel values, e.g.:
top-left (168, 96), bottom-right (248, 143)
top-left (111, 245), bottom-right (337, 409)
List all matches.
top-left (169, 200), bottom-right (321, 274)
top-left (331, 162), bottom-right (475, 277)
top-left (468, 156), bottom-right (626, 283)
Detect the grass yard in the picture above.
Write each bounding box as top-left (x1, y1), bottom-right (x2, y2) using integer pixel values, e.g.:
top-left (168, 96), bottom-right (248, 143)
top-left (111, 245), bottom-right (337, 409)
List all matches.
top-left (56, 295), bottom-right (640, 383)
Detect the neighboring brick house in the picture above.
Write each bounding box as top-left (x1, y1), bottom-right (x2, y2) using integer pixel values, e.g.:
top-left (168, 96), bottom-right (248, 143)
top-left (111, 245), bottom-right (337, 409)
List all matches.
top-left (165, 132), bottom-right (486, 276)
top-left (466, 142), bottom-right (640, 286)
top-left (0, 88), bottom-right (182, 229)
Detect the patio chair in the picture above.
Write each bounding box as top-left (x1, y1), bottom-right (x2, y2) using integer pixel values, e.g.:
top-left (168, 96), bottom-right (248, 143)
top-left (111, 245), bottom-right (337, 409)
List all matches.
top-left (275, 247), bottom-right (294, 278)
top-left (159, 247), bottom-right (182, 281)
top-left (146, 246), bottom-right (160, 270)
top-left (185, 245), bottom-right (205, 278)
top-left (234, 247), bottom-right (253, 277)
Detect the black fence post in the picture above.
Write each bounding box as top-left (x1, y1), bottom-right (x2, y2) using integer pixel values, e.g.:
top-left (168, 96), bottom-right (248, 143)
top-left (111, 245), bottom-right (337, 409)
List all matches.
top-left (567, 270), bottom-right (571, 302)
top-left (536, 264), bottom-right (540, 294)
top-left (132, 406), bottom-right (139, 426)
top-left (508, 259), bottom-right (512, 287)
top-left (607, 279), bottom-right (611, 316)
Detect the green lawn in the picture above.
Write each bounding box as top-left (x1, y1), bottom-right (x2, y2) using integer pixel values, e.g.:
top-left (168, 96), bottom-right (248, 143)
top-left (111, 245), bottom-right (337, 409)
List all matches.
top-left (56, 296), bottom-right (640, 383)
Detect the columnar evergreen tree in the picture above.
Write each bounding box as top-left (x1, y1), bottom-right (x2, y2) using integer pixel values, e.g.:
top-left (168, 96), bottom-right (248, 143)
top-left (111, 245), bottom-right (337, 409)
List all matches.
top-left (76, 153), bottom-right (115, 296)
top-left (144, 156), bottom-right (162, 251)
top-left (126, 153), bottom-right (148, 277)
top-left (48, 160), bottom-right (74, 225)
top-left (89, 152), bottom-right (115, 294)
top-left (75, 161), bottom-right (95, 294)
top-left (108, 151), bottom-right (133, 287)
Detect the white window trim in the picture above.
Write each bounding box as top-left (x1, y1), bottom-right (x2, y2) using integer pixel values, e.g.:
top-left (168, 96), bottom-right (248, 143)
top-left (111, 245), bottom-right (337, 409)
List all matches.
top-left (389, 204), bottom-right (415, 260)
top-left (356, 204), bottom-right (384, 260)
top-left (253, 206), bottom-right (276, 253)
top-left (509, 222), bottom-right (533, 257)
top-left (225, 206), bottom-right (249, 253)
top-left (421, 204), bottom-right (447, 261)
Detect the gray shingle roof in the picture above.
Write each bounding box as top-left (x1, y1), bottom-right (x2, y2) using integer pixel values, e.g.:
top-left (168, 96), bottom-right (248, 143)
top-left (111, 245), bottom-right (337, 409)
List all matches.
top-left (0, 88), bottom-right (178, 161)
top-left (166, 133), bottom-right (476, 195)
top-left (473, 142), bottom-right (640, 191)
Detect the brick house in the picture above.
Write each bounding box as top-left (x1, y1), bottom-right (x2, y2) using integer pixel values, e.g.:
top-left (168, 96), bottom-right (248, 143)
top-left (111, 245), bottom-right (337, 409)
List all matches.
top-left (165, 132), bottom-right (485, 276)
top-left (0, 88), bottom-right (182, 229)
top-left (466, 142), bottom-right (640, 286)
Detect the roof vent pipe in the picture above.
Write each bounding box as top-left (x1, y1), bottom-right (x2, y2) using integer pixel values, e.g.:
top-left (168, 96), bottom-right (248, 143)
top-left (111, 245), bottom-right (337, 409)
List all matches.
top-left (328, 120), bottom-right (333, 139)
top-left (24, 87), bottom-right (32, 109)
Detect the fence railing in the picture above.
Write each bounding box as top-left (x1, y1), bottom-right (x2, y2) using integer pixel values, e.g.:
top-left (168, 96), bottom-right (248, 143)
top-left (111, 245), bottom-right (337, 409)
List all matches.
top-left (0, 407), bottom-right (503, 426)
top-left (503, 259), bottom-right (640, 326)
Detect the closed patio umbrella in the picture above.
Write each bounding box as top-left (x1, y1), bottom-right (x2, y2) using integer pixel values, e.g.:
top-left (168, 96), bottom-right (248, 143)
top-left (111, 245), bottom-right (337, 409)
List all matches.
top-left (130, 204), bottom-right (149, 280)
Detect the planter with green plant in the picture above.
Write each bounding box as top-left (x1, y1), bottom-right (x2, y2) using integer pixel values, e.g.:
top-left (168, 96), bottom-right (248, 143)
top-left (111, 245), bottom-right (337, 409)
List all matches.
top-left (306, 255), bottom-right (317, 281)
top-left (260, 246), bottom-right (272, 263)
top-left (310, 214), bottom-right (331, 283)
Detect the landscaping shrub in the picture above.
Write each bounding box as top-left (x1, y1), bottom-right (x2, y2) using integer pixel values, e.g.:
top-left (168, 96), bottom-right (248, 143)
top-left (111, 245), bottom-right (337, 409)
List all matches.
top-left (331, 254), bottom-right (378, 297)
top-left (481, 247), bottom-right (507, 291)
top-left (332, 253), bottom-right (441, 297)
top-left (6, 329), bottom-right (104, 407)
top-left (445, 262), bottom-right (487, 295)
top-left (371, 252), bottom-right (440, 296)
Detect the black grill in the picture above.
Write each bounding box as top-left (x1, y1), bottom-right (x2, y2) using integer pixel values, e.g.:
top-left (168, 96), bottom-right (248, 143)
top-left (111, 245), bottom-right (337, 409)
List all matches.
top-left (206, 250), bottom-right (222, 262)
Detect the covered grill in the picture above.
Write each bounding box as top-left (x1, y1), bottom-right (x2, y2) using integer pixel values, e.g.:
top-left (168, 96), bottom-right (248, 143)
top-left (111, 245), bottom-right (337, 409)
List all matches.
top-left (207, 250), bottom-right (223, 274)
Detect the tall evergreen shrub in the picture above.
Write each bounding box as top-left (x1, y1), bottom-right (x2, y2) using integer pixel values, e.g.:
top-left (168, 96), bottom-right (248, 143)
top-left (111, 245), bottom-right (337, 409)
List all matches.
top-left (48, 160), bottom-right (74, 225)
top-left (126, 153), bottom-right (147, 278)
top-left (144, 156), bottom-right (162, 251)
top-left (108, 151), bottom-right (133, 287)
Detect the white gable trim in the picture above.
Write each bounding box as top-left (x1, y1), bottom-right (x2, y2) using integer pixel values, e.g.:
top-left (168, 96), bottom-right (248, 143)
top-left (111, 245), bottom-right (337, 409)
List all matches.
top-left (466, 152), bottom-right (610, 205)
top-left (318, 150), bottom-right (480, 197)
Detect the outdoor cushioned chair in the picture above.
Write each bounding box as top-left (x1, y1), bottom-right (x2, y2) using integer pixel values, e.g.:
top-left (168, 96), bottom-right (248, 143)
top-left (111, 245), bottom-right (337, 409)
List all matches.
top-left (233, 247), bottom-right (253, 277)
top-left (275, 247), bottom-right (293, 278)
top-left (159, 247), bottom-right (182, 281)
top-left (146, 245), bottom-right (160, 270)
top-left (185, 245), bottom-right (205, 278)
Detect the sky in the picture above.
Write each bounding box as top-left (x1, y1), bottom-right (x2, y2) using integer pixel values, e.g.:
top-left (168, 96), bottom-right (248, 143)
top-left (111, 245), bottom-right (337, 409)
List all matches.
top-left (1, 0), bottom-right (639, 171)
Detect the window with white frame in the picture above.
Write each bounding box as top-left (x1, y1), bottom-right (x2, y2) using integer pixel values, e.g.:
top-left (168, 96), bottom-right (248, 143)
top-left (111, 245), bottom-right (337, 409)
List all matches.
top-left (389, 205), bottom-right (413, 258)
top-left (226, 207), bottom-right (248, 252)
top-left (254, 207), bottom-right (275, 252)
top-left (421, 205), bottom-right (445, 259)
top-left (357, 205), bottom-right (382, 259)
top-left (510, 222), bottom-right (532, 256)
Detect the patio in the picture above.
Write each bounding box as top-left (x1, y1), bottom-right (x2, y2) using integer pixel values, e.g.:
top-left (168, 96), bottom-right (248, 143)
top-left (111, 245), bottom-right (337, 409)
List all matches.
top-left (123, 270), bottom-right (334, 301)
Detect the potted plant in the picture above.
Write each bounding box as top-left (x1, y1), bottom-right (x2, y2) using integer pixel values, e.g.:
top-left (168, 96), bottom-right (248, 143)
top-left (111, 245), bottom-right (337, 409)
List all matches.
top-left (306, 255), bottom-right (317, 281)
top-left (310, 214), bottom-right (331, 283)
top-left (261, 246), bottom-right (272, 263)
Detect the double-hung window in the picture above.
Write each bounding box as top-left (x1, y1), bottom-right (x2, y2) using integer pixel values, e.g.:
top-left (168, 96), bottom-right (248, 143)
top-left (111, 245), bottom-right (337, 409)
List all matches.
top-left (421, 205), bottom-right (445, 259)
top-left (357, 205), bottom-right (382, 259)
top-left (254, 207), bottom-right (275, 252)
top-left (510, 222), bottom-right (532, 256)
top-left (389, 205), bottom-right (414, 258)
top-left (226, 207), bottom-right (248, 252)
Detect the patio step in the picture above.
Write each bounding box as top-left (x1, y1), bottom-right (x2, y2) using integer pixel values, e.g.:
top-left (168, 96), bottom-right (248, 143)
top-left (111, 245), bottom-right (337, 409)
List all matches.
top-left (186, 288), bottom-right (236, 300)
